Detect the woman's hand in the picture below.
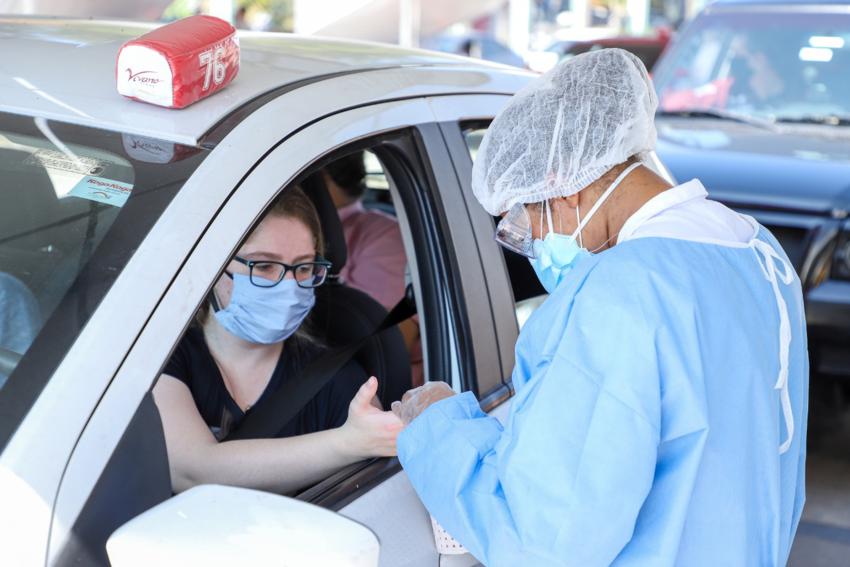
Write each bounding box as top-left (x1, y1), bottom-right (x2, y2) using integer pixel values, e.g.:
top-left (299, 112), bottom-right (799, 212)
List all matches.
top-left (339, 377), bottom-right (404, 459)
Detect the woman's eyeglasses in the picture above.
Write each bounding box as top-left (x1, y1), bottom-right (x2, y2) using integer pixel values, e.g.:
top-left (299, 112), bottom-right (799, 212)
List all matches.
top-left (232, 256), bottom-right (333, 288)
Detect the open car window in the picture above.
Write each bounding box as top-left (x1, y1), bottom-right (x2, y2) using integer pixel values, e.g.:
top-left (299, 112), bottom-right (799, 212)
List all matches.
top-left (153, 139), bottom-right (425, 496)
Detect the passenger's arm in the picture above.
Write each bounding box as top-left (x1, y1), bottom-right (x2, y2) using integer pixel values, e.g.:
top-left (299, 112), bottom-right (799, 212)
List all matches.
top-left (153, 375), bottom-right (401, 494)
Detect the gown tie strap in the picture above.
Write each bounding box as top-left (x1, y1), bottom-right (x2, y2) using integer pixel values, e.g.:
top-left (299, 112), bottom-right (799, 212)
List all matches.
top-left (751, 238), bottom-right (796, 455)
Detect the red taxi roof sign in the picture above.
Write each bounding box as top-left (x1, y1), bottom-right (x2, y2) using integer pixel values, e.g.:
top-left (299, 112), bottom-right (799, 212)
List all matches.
top-left (116, 15), bottom-right (240, 109)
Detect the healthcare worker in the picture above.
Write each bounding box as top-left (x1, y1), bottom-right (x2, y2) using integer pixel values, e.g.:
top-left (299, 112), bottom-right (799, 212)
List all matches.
top-left (391, 48), bottom-right (808, 566)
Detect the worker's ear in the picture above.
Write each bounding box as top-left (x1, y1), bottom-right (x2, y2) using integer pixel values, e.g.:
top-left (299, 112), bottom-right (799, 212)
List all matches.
top-left (557, 194), bottom-right (580, 209)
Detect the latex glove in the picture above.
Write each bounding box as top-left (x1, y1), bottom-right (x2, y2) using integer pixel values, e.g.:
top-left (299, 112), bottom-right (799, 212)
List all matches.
top-left (341, 377), bottom-right (404, 458)
top-left (391, 381), bottom-right (456, 425)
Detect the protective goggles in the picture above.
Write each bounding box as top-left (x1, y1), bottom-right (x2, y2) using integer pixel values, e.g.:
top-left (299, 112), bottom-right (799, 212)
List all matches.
top-left (494, 202), bottom-right (535, 259)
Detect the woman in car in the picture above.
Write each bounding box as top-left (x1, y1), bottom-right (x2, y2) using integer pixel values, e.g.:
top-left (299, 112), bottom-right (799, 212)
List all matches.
top-left (153, 187), bottom-right (403, 494)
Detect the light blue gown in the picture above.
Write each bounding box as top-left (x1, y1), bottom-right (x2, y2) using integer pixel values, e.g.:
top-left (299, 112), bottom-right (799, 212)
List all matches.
top-left (398, 226), bottom-right (807, 566)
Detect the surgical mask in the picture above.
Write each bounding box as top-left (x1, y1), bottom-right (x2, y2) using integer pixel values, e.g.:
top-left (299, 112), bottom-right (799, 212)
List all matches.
top-left (214, 273), bottom-right (315, 344)
top-left (530, 205), bottom-right (591, 294)
top-left (529, 162), bottom-right (643, 293)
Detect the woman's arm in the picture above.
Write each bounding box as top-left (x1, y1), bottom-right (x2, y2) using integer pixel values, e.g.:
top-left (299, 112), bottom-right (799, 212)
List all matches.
top-left (153, 374), bottom-right (401, 494)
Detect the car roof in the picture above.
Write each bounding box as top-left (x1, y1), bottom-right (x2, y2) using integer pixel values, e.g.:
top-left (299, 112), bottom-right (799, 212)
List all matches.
top-left (0, 18), bottom-right (510, 146)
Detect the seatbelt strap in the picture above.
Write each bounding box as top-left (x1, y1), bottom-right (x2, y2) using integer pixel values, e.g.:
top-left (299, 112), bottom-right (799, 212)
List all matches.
top-left (223, 289), bottom-right (417, 441)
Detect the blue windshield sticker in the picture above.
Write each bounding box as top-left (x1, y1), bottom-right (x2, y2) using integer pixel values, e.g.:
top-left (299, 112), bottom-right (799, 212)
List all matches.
top-left (68, 176), bottom-right (133, 207)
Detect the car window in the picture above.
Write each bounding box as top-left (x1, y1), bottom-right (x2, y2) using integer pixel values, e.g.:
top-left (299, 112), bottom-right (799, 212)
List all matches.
top-left (0, 112), bottom-right (207, 443)
top-left (320, 148), bottom-right (423, 388)
top-left (462, 126), bottom-right (547, 330)
top-left (154, 140), bottom-right (425, 495)
top-left (360, 150), bottom-right (395, 215)
top-left (654, 10), bottom-right (850, 122)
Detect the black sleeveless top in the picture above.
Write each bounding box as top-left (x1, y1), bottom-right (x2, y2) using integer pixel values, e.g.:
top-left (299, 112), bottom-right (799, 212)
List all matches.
top-left (163, 328), bottom-right (367, 440)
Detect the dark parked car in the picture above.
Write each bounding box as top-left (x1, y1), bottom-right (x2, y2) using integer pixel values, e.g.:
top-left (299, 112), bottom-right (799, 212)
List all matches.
top-left (546, 29), bottom-right (671, 71)
top-left (652, 0), bottom-right (850, 380)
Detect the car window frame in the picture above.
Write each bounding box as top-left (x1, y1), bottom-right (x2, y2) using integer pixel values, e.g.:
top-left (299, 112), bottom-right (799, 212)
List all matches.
top-left (295, 120), bottom-right (516, 511)
top-left (427, 94), bottom-right (524, 408)
top-left (300, 117), bottom-right (519, 511)
top-left (50, 98), bottom-right (495, 554)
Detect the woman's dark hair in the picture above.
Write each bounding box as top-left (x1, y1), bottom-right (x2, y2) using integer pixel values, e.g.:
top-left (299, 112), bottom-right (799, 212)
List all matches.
top-left (267, 185), bottom-right (325, 256)
top-left (195, 185), bottom-right (324, 327)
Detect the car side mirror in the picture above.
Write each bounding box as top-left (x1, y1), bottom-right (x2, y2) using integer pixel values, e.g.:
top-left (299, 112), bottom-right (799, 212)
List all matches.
top-left (106, 484), bottom-right (380, 566)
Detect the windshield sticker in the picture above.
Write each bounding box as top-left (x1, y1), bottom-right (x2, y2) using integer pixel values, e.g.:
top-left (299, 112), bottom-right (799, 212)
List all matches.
top-left (68, 176), bottom-right (133, 207)
top-left (25, 149), bottom-right (109, 176)
top-left (122, 134), bottom-right (177, 164)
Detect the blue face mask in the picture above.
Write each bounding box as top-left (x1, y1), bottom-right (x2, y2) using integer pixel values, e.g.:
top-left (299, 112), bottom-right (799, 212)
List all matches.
top-left (529, 162), bottom-right (642, 294)
top-left (530, 231), bottom-right (591, 294)
top-left (214, 273), bottom-right (315, 344)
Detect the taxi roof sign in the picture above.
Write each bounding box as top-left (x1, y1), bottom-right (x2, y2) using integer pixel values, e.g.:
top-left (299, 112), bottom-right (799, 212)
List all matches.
top-left (116, 15), bottom-right (240, 109)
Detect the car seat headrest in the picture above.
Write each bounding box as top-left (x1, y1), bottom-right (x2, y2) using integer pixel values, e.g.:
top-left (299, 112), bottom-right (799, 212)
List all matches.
top-left (301, 172), bottom-right (347, 277)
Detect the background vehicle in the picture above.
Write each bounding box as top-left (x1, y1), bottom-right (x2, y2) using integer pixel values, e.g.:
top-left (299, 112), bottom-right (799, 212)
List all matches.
top-left (544, 28), bottom-right (671, 72)
top-left (652, 0), bottom-right (850, 383)
top-left (421, 31), bottom-right (526, 68)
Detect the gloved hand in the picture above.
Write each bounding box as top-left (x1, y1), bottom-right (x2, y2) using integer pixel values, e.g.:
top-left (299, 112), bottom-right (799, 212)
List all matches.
top-left (391, 381), bottom-right (456, 425)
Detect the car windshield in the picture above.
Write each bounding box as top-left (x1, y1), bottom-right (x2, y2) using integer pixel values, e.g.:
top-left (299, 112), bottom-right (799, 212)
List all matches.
top-left (0, 112), bottom-right (207, 442)
top-left (653, 10), bottom-right (850, 124)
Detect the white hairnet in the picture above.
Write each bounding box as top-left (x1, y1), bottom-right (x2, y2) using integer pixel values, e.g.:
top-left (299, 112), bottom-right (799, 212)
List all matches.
top-left (471, 48), bottom-right (658, 215)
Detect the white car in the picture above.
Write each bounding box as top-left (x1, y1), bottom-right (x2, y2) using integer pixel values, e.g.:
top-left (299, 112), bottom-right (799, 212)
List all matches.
top-left (0, 18), bottom-right (671, 566)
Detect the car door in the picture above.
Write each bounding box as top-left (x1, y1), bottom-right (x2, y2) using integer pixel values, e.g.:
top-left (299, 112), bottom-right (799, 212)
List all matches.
top-left (334, 97), bottom-right (519, 567)
top-left (46, 93), bottom-right (509, 566)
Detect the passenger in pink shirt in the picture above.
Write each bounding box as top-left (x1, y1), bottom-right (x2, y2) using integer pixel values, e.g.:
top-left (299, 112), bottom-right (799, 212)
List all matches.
top-left (323, 154), bottom-right (424, 386)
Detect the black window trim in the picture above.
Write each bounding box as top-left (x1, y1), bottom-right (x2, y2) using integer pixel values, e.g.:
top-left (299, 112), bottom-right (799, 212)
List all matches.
top-left (439, 118), bottom-right (520, 407)
top-left (296, 124), bottom-right (483, 510)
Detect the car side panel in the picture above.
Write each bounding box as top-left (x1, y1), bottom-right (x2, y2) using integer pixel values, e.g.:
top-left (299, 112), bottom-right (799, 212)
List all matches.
top-left (340, 471), bottom-right (439, 566)
top-left (54, 393), bottom-right (170, 567)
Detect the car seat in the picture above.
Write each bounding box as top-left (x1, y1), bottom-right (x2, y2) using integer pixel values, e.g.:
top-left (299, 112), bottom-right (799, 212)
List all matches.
top-left (301, 173), bottom-right (412, 408)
